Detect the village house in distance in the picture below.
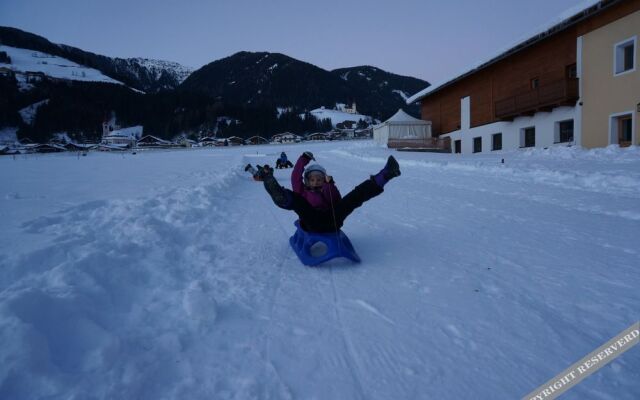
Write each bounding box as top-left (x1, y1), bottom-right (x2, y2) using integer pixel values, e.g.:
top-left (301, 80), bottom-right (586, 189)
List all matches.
top-left (407, 0), bottom-right (639, 154)
top-left (101, 113), bottom-right (143, 148)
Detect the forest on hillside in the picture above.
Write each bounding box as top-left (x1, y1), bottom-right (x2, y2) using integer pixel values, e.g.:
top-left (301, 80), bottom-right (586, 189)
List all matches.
top-left (0, 75), bottom-right (337, 143)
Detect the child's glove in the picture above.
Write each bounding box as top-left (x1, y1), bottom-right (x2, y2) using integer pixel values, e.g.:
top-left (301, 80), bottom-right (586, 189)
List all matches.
top-left (302, 151), bottom-right (314, 161)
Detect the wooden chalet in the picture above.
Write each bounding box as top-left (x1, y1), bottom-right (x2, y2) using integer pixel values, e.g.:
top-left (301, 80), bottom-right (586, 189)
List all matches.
top-left (0, 66), bottom-right (14, 77)
top-left (246, 135), bottom-right (270, 145)
top-left (408, 0), bottom-right (640, 153)
top-left (64, 143), bottom-right (95, 151)
top-left (0, 146), bottom-right (11, 155)
top-left (198, 137), bottom-right (218, 146)
top-left (225, 136), bottom-right (245, 146)
top-left (23, 143), bottom-right (66, 153)
top-left (24, 71), bottom-right (46, 83)
top-left (306, 132), bottom-right (332, 141)
top-left (137, 135), bottom-right (173, 147)
top-left (178, 138), bottom-right (197, 147)
top-left (271, 132), bottom-right (302, 143)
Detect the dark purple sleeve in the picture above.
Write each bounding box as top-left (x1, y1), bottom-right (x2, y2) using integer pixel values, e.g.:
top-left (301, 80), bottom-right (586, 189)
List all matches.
top-left (292, 155), bottom-right (310, 194)
top-left (322, 181), bottom-right (342, 204)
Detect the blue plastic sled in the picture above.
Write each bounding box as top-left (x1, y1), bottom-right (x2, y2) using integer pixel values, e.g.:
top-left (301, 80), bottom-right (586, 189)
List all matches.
top-left (289, 220), bottom-right (361, 266)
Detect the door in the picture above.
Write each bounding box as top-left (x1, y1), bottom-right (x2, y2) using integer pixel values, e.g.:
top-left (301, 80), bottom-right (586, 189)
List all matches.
top-left (618, 116), bottom-right (632, 147)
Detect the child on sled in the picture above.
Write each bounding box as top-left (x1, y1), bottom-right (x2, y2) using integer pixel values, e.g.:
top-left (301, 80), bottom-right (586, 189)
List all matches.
top-left (275, 152), bottom-right (293, 169)
top-left (258, 151), bottom-right (400, 233)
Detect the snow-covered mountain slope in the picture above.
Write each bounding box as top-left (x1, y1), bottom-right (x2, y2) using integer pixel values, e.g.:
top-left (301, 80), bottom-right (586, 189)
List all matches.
top-left (0, 142), bottom-right (638, 399)
top-left (0, 28), bottom-right (192, 93)
top-left (307, 107), bottom-right (374, 126)
top-left (332, 65), bottom-right (427, 109)
top-left (129, 57), bottom-right (192, 84)
top-left (18, 99), bottom-right (49, 125)
top-left (1, 45), bottom-right (125, 86)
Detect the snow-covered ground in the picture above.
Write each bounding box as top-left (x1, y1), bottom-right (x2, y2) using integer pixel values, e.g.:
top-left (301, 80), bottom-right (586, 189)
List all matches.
top-left (0, 141), bottom-right (638, 399)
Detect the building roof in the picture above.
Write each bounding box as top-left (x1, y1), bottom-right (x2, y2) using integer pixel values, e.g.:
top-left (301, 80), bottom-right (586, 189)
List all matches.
top-left (384, 109), bottom-right (429, 124)
top-left (406, 0), bottom-right (613, 104)
top-left (138, 135), bottom-right (171, 144)
top-left (105, 125), bottom-right (143, 139)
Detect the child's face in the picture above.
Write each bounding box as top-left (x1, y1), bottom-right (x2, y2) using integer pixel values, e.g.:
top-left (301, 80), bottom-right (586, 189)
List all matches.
top-left (307, 172), bottom-right (325, 188)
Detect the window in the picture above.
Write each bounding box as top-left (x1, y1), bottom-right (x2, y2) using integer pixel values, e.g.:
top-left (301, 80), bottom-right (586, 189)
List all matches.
top-left (454, 140), bottom-right (461, 154)
top-left (521, 127), bottom-right (535, 148)
top-left (530, 77), bottom-right (539, 89)
top-left (609, 113), bottom-right (633, 147)
top-left (556, 120), bottom-right (574, 143)
top-left (614, 37), bottom-right (636, 75)
top-left (473, 137), bottom-right (482, 153)
top-left (492, 133), bottom-right (502, 151)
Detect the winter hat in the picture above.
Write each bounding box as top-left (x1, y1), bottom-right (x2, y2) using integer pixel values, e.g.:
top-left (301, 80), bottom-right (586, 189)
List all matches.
top-left (304, 164), bottom-right (326, 184)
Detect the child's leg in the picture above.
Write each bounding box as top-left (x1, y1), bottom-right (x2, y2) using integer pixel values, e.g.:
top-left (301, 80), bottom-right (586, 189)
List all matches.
top-left (372, 156), bottom-right (401, 187)
top-left (263, 174), bottom-right (291, 207)
top-left (333, 156), bottom-right (401, 224)
top-left (333, 179), bottom-right (384, 224)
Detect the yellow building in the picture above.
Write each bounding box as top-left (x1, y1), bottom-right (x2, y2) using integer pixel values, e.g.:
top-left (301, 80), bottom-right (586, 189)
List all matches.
top-left (580, 7), bottom-right (639, 148)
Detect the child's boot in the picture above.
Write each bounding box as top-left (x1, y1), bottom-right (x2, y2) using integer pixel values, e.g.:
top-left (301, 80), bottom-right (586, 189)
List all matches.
top-left (372, 155), bottom-right (401, 187)
top-left (245, 164), bottom-right (257, 175)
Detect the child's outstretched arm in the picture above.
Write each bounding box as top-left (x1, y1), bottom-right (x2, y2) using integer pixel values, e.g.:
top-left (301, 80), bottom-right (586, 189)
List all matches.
top-left (291, 152), bottom-right (313, 194)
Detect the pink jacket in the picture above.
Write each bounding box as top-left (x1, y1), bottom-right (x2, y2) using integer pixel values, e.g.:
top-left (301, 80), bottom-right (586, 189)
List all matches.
top-left (292, 155), bottom-right (341, 210)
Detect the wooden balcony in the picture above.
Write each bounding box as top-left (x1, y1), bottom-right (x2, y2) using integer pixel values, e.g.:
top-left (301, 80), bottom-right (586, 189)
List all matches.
top-left (387, 137), bottom-right (451, 152)
top-left (494, 78), bottom-right (578, 120)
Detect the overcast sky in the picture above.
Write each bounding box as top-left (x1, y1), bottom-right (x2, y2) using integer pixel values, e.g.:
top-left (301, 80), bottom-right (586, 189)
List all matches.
top-left (0, 0), bottom-right (591, 84)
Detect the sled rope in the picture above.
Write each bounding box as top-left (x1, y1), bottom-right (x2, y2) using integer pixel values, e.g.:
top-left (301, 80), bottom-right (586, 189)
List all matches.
top-left (328, 187), bottom-right (343, 254)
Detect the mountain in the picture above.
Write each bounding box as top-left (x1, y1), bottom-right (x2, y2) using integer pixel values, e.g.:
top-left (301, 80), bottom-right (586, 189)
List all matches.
top-left (0, 26), bottom-right (192, 92)
top-left (179, 52), bottom-right (429, 120)
top-left (180, 52), bottom-right (352, 108)
top-left (331, 66), bottom-right (427, 114)
top-left (0, 27), bottom-right (430, 141)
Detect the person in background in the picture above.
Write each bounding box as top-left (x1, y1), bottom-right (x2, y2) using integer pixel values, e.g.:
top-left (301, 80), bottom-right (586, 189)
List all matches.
top-left (276, 152), bottom-right (293, 169)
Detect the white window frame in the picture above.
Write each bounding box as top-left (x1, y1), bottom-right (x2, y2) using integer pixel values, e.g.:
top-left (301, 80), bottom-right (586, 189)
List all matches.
top-left (613, 36), bottom-right (636, 76)
top-left (608, 111), bottom-right (635, 145)
top-left (491, 133), bottom-right (502, 151)
top-left (554, 119), bottom-right (574, 144)
top-left (472, 136), bottom-right (482, 153)
top-left (520, 126), bottom-right (536, 148)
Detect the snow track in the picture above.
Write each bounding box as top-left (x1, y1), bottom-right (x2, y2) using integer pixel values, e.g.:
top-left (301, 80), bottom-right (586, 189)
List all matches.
top-left (0, 144), bottom-right (638, 399)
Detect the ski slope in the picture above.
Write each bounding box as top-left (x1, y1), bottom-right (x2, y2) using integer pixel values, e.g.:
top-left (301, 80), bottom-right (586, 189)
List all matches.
top-left (0, 142), bottom-right (638, 399)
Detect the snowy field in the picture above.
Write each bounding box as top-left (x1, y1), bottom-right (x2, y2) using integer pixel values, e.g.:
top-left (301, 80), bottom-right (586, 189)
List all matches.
top-left (0, 141), bottom-right (638, 399)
